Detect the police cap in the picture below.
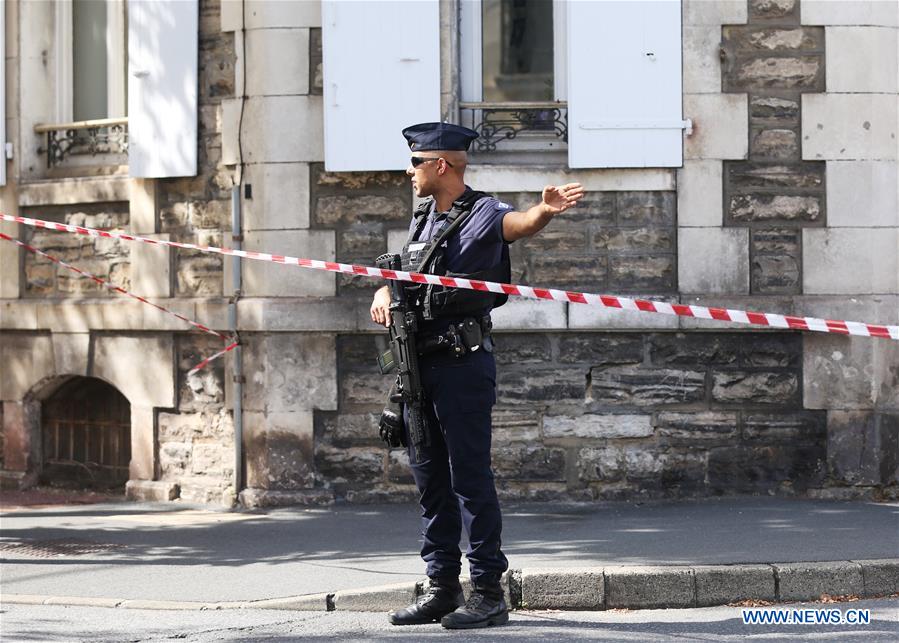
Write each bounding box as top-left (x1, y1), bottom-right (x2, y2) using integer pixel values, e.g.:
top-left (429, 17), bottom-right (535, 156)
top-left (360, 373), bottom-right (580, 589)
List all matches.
top-left (402, 122), bottom-right (479, 152)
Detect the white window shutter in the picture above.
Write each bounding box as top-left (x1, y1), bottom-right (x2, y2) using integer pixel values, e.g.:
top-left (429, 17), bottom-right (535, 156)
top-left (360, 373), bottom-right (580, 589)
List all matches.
top-left (322, 1), bottom-right (441, 171)
top-left (128, 0), bottom-right (198, 178)
top-left (568, 0), bottom-right (684, 168)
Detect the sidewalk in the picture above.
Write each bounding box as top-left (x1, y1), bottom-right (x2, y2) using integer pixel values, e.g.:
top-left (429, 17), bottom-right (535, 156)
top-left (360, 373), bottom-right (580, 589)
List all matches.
top-left (1, 496), bottom-right (897, 611)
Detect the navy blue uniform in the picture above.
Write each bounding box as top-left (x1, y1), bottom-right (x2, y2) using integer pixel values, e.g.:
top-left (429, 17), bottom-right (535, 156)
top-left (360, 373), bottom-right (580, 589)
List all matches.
top-left (405, 193), bottom-right (513, 585)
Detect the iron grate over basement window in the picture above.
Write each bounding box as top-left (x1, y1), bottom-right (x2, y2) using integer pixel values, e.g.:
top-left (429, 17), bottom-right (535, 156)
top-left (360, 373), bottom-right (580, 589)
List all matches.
top-left (41, 376), bottom-right (131, 489)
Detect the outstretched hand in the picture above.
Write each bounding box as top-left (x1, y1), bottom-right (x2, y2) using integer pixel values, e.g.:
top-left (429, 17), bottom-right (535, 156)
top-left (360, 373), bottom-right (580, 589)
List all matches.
top-left (541, 183), bottom-right (585, 215)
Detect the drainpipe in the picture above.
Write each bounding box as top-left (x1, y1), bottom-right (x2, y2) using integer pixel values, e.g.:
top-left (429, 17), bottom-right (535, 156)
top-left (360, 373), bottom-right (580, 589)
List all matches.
top-left (230, 185), bottom-right (243, 499)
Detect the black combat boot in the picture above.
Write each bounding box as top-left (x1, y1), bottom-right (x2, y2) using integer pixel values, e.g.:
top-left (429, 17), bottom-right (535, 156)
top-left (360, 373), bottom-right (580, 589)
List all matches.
top-left (388, 577), bottom-right (464, 625)
top-left (440, 580), bottom-right (509, 629)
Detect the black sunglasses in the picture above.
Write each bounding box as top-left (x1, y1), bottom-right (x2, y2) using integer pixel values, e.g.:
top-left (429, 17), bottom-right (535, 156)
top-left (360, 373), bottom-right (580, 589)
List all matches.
top-left (411, 156), bottom-right (453, 168)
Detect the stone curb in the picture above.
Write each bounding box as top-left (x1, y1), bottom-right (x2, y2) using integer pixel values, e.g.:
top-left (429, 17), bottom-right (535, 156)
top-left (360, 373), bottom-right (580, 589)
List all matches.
top-left (2, 559), bottom-right (896, 612)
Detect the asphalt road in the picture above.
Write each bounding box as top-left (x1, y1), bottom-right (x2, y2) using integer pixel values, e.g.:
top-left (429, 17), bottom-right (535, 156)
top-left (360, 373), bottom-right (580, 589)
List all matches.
top-left (3, 498), bottom-right (897, 603)
top-left (2, 599), bottom-right (897, 642)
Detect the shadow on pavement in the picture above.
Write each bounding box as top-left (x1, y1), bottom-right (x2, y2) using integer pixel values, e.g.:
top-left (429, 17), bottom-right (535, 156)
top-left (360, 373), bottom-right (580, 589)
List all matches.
top-left (1, 497), bottom-right (897, 570)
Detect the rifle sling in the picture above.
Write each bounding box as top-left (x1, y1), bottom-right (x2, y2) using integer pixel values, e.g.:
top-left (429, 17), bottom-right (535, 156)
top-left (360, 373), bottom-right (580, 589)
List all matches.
top-left (414, 208), bottom-right (475, 273)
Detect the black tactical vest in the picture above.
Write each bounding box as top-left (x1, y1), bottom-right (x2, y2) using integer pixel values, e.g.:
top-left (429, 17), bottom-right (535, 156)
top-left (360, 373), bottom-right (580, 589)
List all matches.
top-left (400, 189), bottom-right (511, 321)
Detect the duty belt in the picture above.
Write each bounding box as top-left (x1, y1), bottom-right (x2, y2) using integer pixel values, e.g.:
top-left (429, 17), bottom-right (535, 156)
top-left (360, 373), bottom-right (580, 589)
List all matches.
top-left (418, 316), bottom-right (494, 357)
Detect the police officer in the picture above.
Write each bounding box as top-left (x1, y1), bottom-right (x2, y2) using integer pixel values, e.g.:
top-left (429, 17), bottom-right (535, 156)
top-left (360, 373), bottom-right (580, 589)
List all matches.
top-left (370, 122), bottom-right (584, 629)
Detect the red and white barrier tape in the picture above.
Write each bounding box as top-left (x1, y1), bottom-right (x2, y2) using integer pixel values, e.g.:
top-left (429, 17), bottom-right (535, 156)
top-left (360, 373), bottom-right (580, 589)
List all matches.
top-left (0, 231), bottom-right (238, 374)
top-left (186, 342), bottom-right (239, 377)
top-left (2, 213), bottom-right (897, 341)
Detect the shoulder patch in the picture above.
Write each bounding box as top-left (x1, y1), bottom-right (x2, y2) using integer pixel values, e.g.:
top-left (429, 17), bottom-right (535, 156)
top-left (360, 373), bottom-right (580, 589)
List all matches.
top-left (496, 202), bottom-right (511, 210)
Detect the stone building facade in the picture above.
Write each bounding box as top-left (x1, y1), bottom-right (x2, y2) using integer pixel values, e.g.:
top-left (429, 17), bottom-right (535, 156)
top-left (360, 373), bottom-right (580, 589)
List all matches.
top-left (0, 0), bottom-right (896, 506)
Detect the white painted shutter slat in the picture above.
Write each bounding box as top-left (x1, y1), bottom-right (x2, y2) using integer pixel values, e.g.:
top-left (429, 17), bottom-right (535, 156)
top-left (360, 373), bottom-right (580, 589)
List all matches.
top-left (568, 0), bottom-right (683, 168)
top-left (322, 1), bottom-right (440, 171)
top-left (128, 0), bottom-right (198, 178)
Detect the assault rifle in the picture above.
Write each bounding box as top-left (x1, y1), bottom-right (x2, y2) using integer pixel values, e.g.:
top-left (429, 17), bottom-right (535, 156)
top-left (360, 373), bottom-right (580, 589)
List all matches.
top-left (375, 253), bottom-right (430, 456)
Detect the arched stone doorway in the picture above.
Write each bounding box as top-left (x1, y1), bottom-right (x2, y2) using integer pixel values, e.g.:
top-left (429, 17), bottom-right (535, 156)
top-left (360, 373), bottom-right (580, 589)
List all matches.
top-left (40, 377), bottom-right (131, 489)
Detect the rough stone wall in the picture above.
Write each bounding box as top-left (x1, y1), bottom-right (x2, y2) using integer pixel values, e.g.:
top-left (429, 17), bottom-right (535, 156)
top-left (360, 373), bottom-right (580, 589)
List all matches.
top-left (306, 181), bottom-right (681, 503)
top-left (721, 0), bottom-right (826, 295)
top-left (156, 333), bottom-right (234, 504)
top-left (315, 335), bottom-right (397, 502)
top-left (240, 331), bottom-right (336, 501)
top-left (309, 28), bottom-right (323, 96)
top-left (23, 207), bottom-right (131, 296)
top-left (319, 330), bottom-right (828, 502)
top-left (17, 0), bottom-right (232, 298)
top-left (678, 0), bottom-right (898, 502)
top-left (502, 191), bottom-right (677, 294)
top-left (148, 0), bottom-right (237, 500)
top-left (159, 0), bottom-right (236, 297)
top-left (18, 10), bottom-right (233, 292)
top-left (310, 164), bottom-right (411, 295)
top-left (794, 0), bottom-right (899, 500)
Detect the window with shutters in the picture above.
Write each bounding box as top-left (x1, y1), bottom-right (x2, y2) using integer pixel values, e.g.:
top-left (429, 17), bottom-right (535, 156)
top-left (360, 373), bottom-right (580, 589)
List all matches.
top-left (36, 0), bottom-right (129, 174)
top-left (459, 0), bottom-right (569, 163)
top-left (321, 0), bottom-right (687, 171)
top-left (460, 0), bottom-right (688, 168)
top-left (34, 0), bottom-right (198, 179)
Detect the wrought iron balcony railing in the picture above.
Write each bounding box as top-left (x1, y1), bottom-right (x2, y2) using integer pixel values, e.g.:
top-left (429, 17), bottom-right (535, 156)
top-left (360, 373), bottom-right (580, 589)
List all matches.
top-left (459, 101), bottom-right (568, 153)
top-left (35, 118), bottom-right (129, 168)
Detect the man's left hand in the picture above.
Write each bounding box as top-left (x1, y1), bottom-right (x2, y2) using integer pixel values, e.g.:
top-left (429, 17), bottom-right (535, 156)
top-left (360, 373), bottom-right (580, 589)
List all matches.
top-left (541, 183), bottom-right (585, 215)
top-left (502, 182), bottom-right (587, 242)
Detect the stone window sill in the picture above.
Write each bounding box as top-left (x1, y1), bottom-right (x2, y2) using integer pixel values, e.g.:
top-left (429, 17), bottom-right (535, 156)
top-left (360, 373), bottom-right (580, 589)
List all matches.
top-left (18, 175), bottom-right (132, 207)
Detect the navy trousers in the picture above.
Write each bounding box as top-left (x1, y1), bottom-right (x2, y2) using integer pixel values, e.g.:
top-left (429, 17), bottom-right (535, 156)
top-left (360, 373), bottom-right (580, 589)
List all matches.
top-left (405, 348), bottom-right (508, 584)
